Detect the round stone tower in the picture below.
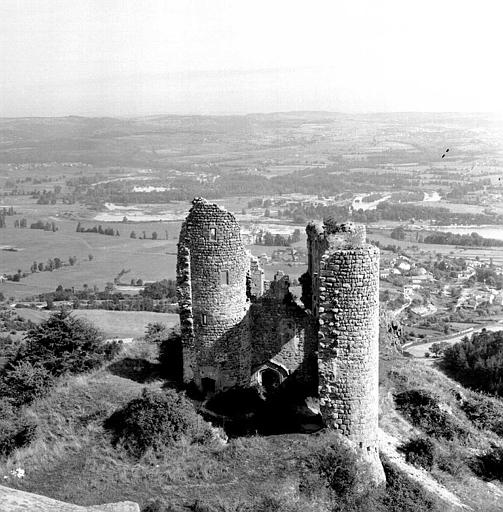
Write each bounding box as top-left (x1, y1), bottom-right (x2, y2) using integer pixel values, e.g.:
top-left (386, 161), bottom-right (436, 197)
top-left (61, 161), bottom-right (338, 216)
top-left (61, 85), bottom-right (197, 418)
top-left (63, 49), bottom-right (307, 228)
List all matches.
top-left (310, 220), bottom-right (384, 482)
top-left (177, 198), bottom-right (251, 393)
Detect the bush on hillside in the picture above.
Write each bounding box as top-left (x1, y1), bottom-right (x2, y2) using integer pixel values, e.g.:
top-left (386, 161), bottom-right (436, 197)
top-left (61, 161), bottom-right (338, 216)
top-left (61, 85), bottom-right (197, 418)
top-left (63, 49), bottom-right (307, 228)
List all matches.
top-left (105, 388), bottom-right (213, 457)
top-left (16, 309), bottom-right (121, 376)
top-left (460, 395), bottom-right (503, 437)
top-left (0, 335), bottom-right (24, 367)
top-left (399, 437), bottom-right (437, 470)
top-left (470, 445), bottom-right (503, 482)
top-left (394, 389), bottom-right (467, 441)
top-left (381, 456), bottom-right (441, 511)
top-left (145, 322), bottom-right (170, 344)
top-left (442, 330), bottom-right (503, 396)
top-left (300, 436), bottom-right (375, 511)
top-left (141, 500), bottom-right (182, 512)
top-left (0, 398), bottom-right (37, 458)
top-left (0, 360), bottom-right (54, 406)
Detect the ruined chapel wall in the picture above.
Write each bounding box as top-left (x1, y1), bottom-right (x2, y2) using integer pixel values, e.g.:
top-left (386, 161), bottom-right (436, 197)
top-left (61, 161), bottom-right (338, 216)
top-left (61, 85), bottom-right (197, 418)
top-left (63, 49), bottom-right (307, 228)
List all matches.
top-left (250, 299), bottom-right (309, 378)
top-left (317, 244), bottom-right (380, 455)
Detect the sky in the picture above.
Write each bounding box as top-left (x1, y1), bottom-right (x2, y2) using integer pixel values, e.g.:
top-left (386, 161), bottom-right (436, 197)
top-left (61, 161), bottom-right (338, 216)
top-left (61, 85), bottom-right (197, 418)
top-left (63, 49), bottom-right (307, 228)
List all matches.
top-left (1, 0), bottom-right (502, 117)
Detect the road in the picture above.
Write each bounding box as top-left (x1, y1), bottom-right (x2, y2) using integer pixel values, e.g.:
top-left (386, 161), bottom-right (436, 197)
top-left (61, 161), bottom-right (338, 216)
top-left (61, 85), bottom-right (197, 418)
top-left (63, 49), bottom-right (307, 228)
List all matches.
top-left (405, 321), bottom-right (503, 361)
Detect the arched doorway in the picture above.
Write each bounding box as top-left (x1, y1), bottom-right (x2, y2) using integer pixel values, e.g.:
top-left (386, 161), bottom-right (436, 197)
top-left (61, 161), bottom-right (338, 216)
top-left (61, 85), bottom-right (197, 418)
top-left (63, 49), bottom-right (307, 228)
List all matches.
top-left (201, 377), bottom-right (216, 395)
top-left (261, 368), bottom-right (282, 392)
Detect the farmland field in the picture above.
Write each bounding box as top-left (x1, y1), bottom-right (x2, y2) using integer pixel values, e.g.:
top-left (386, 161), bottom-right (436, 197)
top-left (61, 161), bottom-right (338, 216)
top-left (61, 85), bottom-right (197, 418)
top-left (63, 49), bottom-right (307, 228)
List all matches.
top-left (13, 309), bottom-right (179, 339)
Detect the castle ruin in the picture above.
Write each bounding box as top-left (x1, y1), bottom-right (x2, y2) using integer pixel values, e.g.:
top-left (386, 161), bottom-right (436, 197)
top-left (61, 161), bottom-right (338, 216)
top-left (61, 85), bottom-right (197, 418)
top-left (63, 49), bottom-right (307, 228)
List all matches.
top-left (177, 198), bottom-right (383, 479)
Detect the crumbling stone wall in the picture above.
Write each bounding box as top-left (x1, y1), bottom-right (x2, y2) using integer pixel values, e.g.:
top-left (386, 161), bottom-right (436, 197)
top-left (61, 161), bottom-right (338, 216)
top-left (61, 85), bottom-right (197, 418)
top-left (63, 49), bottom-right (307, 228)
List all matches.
top-left (177, 198), bottom-right (251, 391)
top-left (249, 272), bottom-right (316, 388)
top-left (248, 254), bottom-right (264, 299)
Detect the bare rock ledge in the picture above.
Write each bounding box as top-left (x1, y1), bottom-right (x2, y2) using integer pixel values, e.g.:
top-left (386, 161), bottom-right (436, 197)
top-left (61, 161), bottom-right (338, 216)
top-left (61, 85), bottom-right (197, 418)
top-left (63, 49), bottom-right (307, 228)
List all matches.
top-left (0, 485), bottom-right (140, 512)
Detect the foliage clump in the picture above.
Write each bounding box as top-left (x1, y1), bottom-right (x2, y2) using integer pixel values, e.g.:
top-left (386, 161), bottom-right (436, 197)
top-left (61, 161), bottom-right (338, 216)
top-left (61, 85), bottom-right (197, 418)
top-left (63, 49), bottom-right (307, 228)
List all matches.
top-left (0, 398), bottom-right (37, 457)
top-left (460, 395), bottom-right (503, 437)
top-left (16, 309), bottom-right (121, 377)
top-left (470, 445), bottom-right (503, 482)
top-left (394, 389), bottom-right (467, 441)
top-left (399, 437), bottom-right (437, 470)
top-left (442, 329), bottom-right (503, 396)
top-left (0, 360), bottom-right (54, 406)
top-left (105, 388), bottom-right (213, 457)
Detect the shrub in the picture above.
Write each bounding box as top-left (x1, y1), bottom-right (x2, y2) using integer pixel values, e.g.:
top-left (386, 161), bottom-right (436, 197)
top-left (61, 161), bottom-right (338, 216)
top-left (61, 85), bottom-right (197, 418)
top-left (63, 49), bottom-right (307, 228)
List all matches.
top-left (17, 309), bottom-right (121, 376)
top-left (303, 438), bottom-right (360, 499)
top-left (394, 389), bottom-right (466, 441)
top-left (470, 445), bottom-right (503, 482)
top-left (0, 360), bottom-right (54, 406)
top-left (381, 456), bottom-right (441, 511)
top-left (141, 500), bottom-right (178, 512)
top-left (400, 437), bottom-right (436, 470)
top-left (145, 322), bottom-right (170, 344)
top-left (0, 399), bottom-right (37, 458)
top-left (105, 388), bottom-right (212, 457)
top-left (461, 396), bottom-right (503, 436)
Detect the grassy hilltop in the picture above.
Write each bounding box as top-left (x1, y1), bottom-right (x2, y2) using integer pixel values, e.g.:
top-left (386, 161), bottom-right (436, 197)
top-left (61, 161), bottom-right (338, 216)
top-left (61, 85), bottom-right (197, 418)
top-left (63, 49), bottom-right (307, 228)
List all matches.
top-left (0, 316), bottom-right (502, 511)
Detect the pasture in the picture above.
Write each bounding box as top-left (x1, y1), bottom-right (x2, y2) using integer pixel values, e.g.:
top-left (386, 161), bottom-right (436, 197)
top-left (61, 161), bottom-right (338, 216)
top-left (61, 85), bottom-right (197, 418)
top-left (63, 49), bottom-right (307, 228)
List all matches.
top-left (0, 214), bottom-right (180, 299)
top-left (13, 309), bottom-right (179, 339)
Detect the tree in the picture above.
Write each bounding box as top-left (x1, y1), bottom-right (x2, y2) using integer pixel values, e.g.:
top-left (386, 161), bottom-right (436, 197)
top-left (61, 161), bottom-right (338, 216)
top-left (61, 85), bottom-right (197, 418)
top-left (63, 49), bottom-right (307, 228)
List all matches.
top-left (18, 309), bottom-right (120, 376)
top-left (390, 226), bottom-right (406, 240)
top-left (430, 341), bottom-right (450, 357)
top-left (68, 256), bottom-right (77, 266)
top-left (88, 254), bottom-right (94, 261)
top-left (152, 231), bottom-right (158, 240)
top-left (130, 231), bottom-right (136, 239)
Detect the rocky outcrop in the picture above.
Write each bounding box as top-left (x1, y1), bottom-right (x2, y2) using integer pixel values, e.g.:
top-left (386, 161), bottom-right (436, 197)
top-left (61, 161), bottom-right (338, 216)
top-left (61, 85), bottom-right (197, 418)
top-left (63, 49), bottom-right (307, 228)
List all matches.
top-left (0, 485), bottom-right (139, 512)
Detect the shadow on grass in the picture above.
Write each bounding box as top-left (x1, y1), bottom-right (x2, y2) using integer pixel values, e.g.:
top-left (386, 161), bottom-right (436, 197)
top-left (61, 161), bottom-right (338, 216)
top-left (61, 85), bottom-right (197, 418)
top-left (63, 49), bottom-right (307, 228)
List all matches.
top-left (107, 357), bottom-right (163, 383)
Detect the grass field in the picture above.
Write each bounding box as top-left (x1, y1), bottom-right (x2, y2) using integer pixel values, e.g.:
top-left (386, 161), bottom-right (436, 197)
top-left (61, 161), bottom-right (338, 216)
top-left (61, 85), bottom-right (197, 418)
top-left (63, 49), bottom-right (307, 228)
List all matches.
top-left (12, 309), bottom-right (179, 339)
top-left (0, 218), bottom-right (179, 299)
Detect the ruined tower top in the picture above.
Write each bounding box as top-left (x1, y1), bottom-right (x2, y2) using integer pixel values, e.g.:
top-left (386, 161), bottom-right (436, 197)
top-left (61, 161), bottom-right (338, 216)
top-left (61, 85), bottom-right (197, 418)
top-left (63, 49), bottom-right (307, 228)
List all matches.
top-left (306, 218), bottom-right (366, 251)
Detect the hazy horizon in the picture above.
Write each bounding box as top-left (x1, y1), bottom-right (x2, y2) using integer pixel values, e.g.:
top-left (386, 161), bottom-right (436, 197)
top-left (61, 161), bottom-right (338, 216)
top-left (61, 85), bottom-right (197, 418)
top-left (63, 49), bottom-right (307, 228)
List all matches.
top-left (1, 0), bottom-right (502, 117)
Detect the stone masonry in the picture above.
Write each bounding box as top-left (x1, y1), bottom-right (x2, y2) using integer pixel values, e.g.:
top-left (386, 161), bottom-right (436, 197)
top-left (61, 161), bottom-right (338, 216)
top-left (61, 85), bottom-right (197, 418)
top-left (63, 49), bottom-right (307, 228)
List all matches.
top-left (308, 220), bottom-right (381, 469)
top-left (177, 198), bottom-right (251, 392)
top-left (177, 198), bottom-right (384, 481)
